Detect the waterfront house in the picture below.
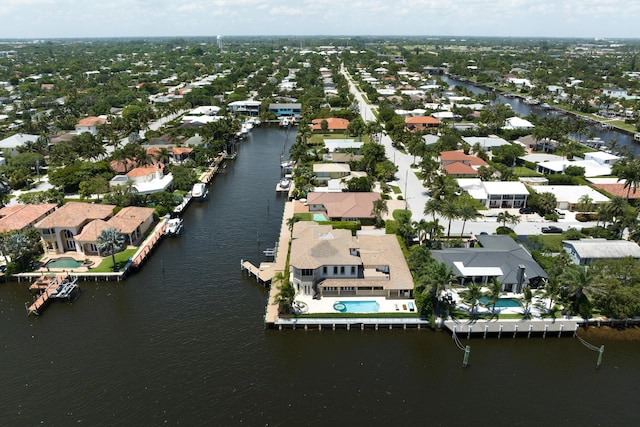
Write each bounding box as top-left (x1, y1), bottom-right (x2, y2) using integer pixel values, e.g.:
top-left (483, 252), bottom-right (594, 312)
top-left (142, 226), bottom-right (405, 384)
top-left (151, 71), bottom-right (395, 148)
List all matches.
top-left (268, 103), bottom-right (301, 117)
top-left (502, 117), bottom-right (534, 130)
top-left (583, 151), bottom-right (620, 167)
top-left (75, 116), bottom-right (107, 135)
top-left (227, 100), bottom-right (261, 116)
top-left (563, 239), bottom-right (640, 266)
top-left (322, 152), bottom-right (363, 164)
top-left (35, 202), bottom-right (116, 254)
top-left (0, 203), bottom-right (57, 233)
top-left (431, 234), bottom-right (548, 292)
top-left (323, 139), bottom-right (362, 153)
top-left (74, 206), bottom-right (155, 255)
top-left (306, 192), bottom-right (380, 222)
top-left (313, 163), bottom-right (351, 184)
top-left (109, 164), bottom-right (173, 195)
top-left (289, 222), bottom-right (414, 298)
top-left (312, 118), bottom-right (350, 132)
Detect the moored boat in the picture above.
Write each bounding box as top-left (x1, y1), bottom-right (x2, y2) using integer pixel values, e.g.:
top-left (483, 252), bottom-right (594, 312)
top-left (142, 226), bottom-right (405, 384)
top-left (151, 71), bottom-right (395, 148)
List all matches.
top-left (165, 216), bottom-right (184, 236)
top-left (192, 182), bottom-right (208, 200)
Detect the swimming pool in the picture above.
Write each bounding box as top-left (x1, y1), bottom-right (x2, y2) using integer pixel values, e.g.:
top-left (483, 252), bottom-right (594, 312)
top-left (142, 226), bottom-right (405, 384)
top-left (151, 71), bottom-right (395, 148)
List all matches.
top-left (478, 297), bottom-right (522, 308)
top-left (313, 213), bottom-right (329, 222)
top-left (333, 300), bottom-right (380, 313)
top-left (45, 257), bottom-right (84, 269)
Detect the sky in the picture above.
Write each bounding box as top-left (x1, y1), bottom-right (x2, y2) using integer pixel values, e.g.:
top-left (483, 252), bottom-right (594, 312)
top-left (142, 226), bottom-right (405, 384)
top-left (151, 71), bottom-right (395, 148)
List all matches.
top-left (1, 0), bottom-right (639, 40)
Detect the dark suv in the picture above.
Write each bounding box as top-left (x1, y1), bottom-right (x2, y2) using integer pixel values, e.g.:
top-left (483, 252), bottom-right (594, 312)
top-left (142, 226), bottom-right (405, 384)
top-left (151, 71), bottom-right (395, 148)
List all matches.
top-left (541, 226), bottom-right (563, 234)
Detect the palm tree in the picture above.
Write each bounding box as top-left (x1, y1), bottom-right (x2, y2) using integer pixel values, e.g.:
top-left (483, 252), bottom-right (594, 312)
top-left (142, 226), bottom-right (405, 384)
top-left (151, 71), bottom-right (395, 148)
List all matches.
top-left (439, 200), bottom-right (459, 238)
top-left (576, 194), bottom-right (593, 213)
top-left (371, 198), bottom-right (389, 228)
top-left (522, 286), bottom-right (533, 318)
top-left (463, 283), bottom-right (483, 315)
top-left (423, 198), bottom-right (443, 221)
top-left (457, 196), bottom-right (481, 237)
top-left (487, 279), bottom-right (502, 316)
top-left (272, 271), bottom-right (296, 314)
top-left (617, 159), bottom-right (640, 199)
top-left (97, 228), bottom-right (127, 272)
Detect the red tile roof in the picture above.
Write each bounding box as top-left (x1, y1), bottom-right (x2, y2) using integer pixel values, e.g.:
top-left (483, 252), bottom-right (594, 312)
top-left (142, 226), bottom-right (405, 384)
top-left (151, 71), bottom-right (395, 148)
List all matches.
top-left (0, 203), bottom-right (57, 232)
top-left (312, 117), bottom-right (350, 131)
top-left (444, 162), bottom-right (478, 176)
top-left (593, 183), bottom-right (640, 199)
top-left (76, 116), bottom-right (107, 127)
top-left (405, 116), bottom-right (441, 125)
top-left (35, 202), bottom-right (115, 229)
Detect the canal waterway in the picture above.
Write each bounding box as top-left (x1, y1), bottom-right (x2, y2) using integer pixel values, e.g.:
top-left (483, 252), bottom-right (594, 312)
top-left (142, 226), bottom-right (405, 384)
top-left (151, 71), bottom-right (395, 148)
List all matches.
top-left (1, 127), bottom-right (639, 426)
top-left (443, 76), bottom-right (640, 156)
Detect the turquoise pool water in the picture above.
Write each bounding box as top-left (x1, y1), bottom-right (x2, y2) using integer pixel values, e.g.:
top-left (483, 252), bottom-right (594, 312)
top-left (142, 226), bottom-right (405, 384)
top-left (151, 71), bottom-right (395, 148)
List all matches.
top-left (313, 213), bottom-right (328, 222)
top-left (478, 297), bottom-right (522, 308)
top-left (45, 257), bottom-right (84, 269)
top-left (333, 300), bottom-right (380, 313)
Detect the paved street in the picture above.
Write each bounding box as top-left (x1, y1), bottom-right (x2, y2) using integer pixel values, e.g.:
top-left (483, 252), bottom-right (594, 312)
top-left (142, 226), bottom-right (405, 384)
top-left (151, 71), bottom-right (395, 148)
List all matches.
top-left (341, 65), bottom-right (598, 237)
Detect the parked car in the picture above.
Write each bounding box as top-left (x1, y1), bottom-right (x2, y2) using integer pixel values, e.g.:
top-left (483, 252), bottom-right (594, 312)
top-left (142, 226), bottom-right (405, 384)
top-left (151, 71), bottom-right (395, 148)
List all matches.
top-left (541, 226), bottom-right (563, 234)
top-left (554, 209), bottom-right (566, 219)
top-left (519, 207), bottom-right (533, 214)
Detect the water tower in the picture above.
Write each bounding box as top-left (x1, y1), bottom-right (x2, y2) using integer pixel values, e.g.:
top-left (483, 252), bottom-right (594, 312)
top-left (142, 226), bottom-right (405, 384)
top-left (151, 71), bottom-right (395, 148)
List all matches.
top-left (217, 35), bottom-right (222, 51)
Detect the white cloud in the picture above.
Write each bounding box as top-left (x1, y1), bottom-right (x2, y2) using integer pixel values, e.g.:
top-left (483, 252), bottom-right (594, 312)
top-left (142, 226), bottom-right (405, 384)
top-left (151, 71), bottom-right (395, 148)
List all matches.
top-left (0, 0), bottom-right (638, 38)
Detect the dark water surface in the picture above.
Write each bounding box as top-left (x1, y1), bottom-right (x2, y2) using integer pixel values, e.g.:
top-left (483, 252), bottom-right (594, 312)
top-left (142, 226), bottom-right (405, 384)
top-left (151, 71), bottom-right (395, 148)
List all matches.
top-left (1, 127), bottom-right (639, 426)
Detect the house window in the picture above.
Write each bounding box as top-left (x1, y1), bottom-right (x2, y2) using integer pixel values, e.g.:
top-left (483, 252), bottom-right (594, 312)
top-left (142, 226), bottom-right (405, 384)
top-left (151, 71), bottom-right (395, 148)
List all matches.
top-left (351, 266), bottom-right (355, 274)
top-left (63, 229), bottom-right (73, 238)
top-left (340, 266), bottom-right (345, 274)
top-left (333, 266), bottom-right (338, 274)
top-left (301, 269), bottom-right (313, 276)
top-left (89, 244), bottom-right (98, 253)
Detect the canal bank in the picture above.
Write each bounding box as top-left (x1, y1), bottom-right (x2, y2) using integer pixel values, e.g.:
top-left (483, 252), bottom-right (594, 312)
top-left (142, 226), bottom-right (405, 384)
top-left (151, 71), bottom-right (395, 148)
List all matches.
top-left (1, 126), bottom-right (640, 426)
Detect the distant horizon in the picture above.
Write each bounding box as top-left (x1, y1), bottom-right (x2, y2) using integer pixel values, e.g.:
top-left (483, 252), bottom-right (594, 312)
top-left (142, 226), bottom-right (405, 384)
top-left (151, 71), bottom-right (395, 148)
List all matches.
top-left (1, 34), bottom-right (639, 43)
top-left (1, 0), bottom-right (639, 40)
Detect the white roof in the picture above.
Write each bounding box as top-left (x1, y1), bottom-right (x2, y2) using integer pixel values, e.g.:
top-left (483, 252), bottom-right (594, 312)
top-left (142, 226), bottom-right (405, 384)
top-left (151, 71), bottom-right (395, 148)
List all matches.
top-left (536, 159), bottom-right (612, 177)
top-left (454, 262), bottom-right (503, 277)
top-left (584, 151), bottom-right (620, 161)
top-left (531, 185), bottom-right (610, 204)
top-left (503, 116), bottom-right (534, 130)
top-left (457, 178), bottom-right (487, 200)
top-left (462, 136), bottom-right (511, 149)
top-left (482, 181), bottom-right (529, 196)
top-left (189, 106), bottom-right (221, 115)
top-left (0, 133), bottom-right (39, 149)
top-left (323, 139), bottom-right (362, 152)
top-left (521, 153), bottom-right (564, 163)
top-left (313, 163), bottom-right (351, 173)
top-left (564, 239), bottom-right (640, 259)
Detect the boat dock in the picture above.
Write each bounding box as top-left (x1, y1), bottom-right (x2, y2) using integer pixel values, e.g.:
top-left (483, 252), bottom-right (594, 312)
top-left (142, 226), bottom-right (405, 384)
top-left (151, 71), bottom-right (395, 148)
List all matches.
top-left (443, 318), bottom-right (583, 338)
top-left (26, 274), bottom-right (79, 316)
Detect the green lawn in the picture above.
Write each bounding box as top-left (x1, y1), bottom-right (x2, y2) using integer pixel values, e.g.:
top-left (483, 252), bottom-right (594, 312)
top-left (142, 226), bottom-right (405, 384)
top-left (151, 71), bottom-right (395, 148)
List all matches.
top-left (513, 166), bottom-right (541, 177)
top-left (91, 248), bottom-right (137, 273)
top-left (390, 185), bottom-right (402, 194)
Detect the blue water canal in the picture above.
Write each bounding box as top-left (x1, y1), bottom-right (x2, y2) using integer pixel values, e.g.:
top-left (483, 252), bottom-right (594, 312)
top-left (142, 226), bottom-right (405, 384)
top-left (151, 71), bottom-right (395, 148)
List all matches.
top-left (1, 127), bottom-right (639, 425)
top-left (443, 75), bottom-right (640, 156)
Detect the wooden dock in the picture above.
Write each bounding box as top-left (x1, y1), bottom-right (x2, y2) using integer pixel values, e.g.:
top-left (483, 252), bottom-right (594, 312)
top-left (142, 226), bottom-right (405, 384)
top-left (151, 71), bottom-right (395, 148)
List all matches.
top-left (130, 219), bottom-right (167, 269)
top-left (26, 273), bottom-right (77, 316)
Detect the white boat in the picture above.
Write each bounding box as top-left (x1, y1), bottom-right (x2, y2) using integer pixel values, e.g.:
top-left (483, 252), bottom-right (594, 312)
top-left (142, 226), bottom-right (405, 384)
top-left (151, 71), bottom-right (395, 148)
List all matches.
top-left (280, 117), bottom-right (290, 127)
top-left (192, 182), bottom-right (208, 200)
top-left (279, 178), bottom-right (290, 189)
top-left (165, 217), bottom-right (184, 236)
top-left (634, 133), bottom-right (640, 142)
